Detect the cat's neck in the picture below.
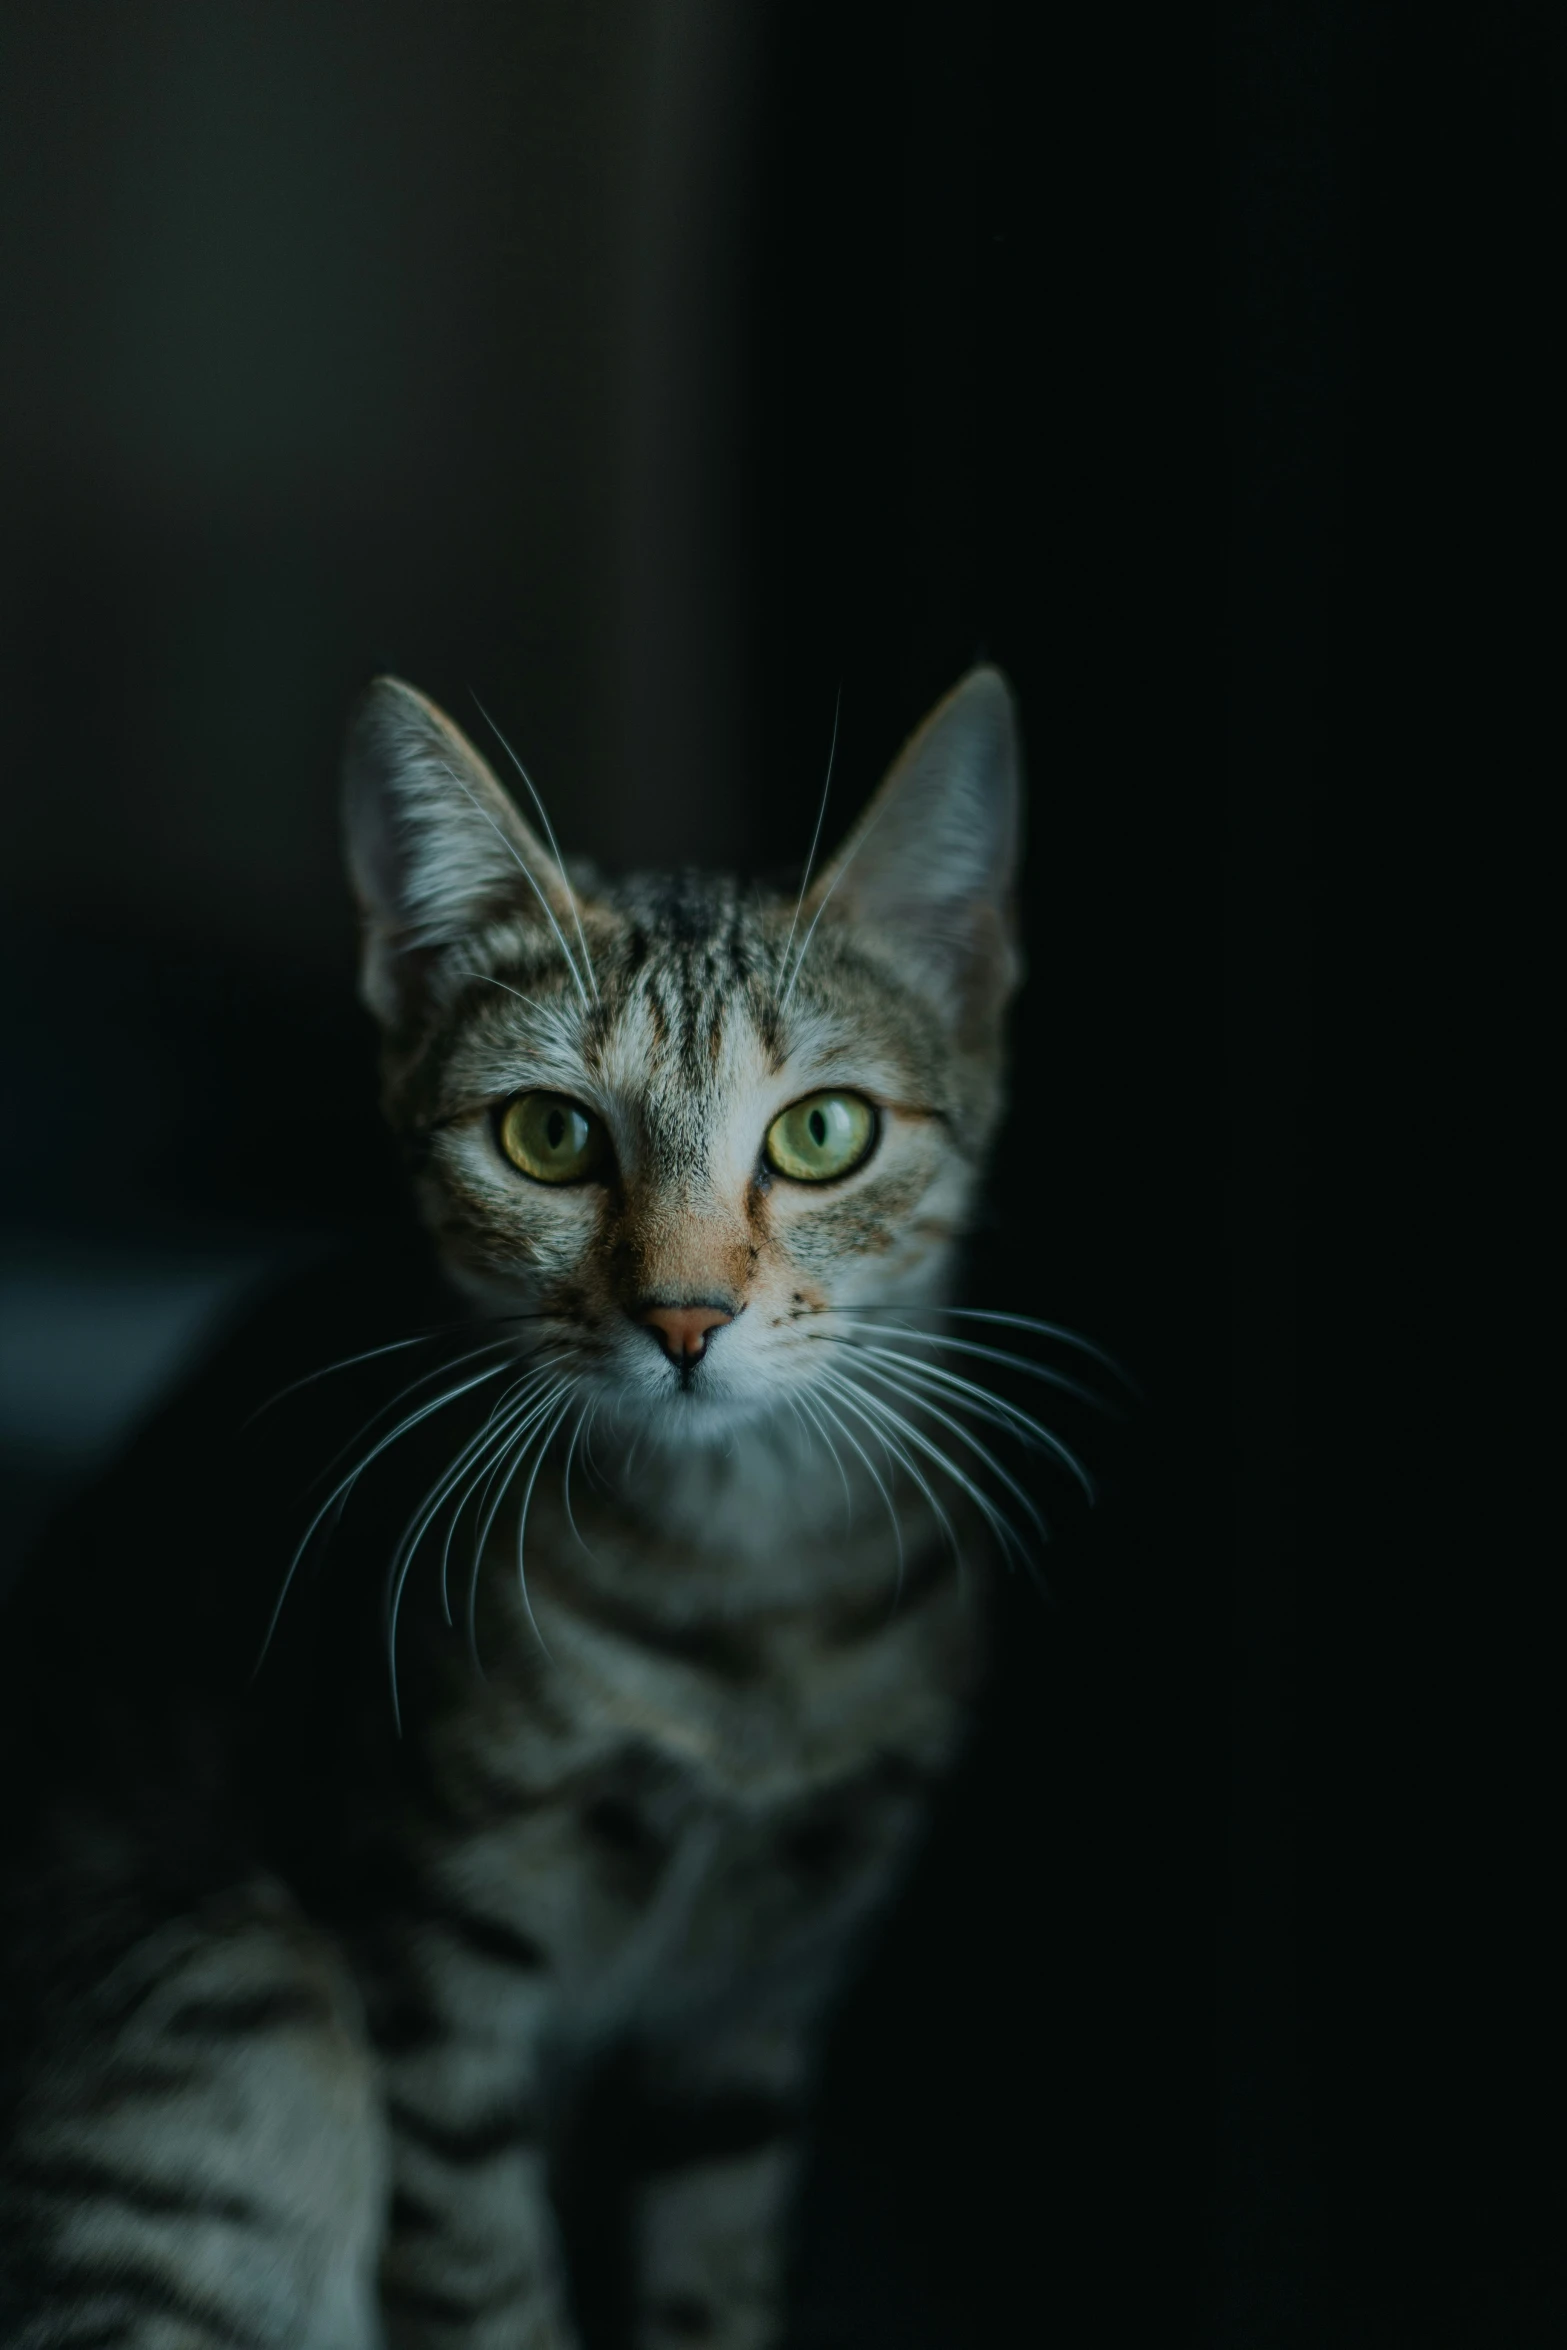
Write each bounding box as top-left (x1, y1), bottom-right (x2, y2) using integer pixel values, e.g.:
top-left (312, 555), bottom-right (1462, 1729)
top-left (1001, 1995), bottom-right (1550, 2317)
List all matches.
top-left (540, 1401), bottom-right (926, 1615)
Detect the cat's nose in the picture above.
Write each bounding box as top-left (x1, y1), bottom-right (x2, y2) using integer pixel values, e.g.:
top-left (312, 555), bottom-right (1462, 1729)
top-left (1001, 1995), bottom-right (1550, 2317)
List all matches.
top-left (637, 1303), bottom-right (734, 1363)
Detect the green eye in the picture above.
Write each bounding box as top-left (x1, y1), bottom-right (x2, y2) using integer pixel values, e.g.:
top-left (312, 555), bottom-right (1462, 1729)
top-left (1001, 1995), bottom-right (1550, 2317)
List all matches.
top-left (764, 1092), bottom-right (877, 1183)
top-left (498, 1092), bottom-right (607, 1184)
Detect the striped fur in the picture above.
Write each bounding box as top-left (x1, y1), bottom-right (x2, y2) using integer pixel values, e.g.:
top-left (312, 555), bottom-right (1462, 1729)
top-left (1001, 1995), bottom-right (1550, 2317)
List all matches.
top-left (1, 670), bottom-right (1024, 2346)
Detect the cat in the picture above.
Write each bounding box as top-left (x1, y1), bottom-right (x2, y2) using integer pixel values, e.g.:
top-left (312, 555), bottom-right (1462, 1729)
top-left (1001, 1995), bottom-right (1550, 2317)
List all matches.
top-left (0, 664), bottom-right (1072, 2348)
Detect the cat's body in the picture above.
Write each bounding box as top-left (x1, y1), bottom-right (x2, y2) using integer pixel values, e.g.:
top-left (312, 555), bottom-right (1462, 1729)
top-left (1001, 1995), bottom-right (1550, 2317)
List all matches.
top-left (0, 670), bottom-right (1032, 2347)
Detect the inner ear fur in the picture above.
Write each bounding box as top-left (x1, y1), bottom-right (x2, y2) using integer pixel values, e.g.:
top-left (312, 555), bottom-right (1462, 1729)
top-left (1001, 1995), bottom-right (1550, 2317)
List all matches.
top-left (802, 664), bottom-right (1024, 1027)
top-left (342, 677), bottom-right (581, 1027)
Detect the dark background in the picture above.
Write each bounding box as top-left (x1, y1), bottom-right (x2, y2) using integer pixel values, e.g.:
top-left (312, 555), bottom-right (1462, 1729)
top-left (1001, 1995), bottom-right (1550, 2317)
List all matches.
top-left (1, 1), bottom-right (1559, 2341)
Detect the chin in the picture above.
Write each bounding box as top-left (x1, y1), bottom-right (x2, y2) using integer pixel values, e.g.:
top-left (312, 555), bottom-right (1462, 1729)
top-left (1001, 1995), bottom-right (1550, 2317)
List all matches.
top-left (597, 1376), bottom-right (780, 1453)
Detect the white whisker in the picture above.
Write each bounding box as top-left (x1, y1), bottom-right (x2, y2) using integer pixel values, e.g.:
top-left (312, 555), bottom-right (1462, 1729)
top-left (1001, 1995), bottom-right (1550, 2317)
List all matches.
top-left (820, 1362), bottom-right (1033, 1574)
top-left (296, 1337), bottom-right (523, 1499)
top-left (401, 1370), bottom-right (555, 1623)
top-left (792, 1385), bottom-right (854, 1533)
top-left (807, 1384), bottom-right (906, 1604)
top-left (434, 1414), bottom-right (530, 1627)
top-left (839, 1304), bottom-right (1135, 1390)
top-left (579, 1406), bottom-right (611, 1497)
top-left (435, 758), bottom-right (590, 1007)
top-left (818, 1318), bottom-right (1106, 1412)
top-left (475, 972), bottom-right (551, 1015)
top-left (515, 1389), bottom-right (578, 1661)
top-left (245, 1317), bottom-right (508, 1424)
top-left (471, 694), bottom-right (599, 1000)
top-left (778, 685), bottom-right (841, 996)
top-left (385, 1374), bottom-right (561, 1730)
top-left (814, 1365), bottom-right (962, 1574)
top-left (463, 1381), bottom-right (571, 1669)
top-left (846, 1355), bottom-right (1051, 1543)
top-left (560, 1396), bottom-right (598, 1561)
top-left (814, 1337), bottom-right (1096, 1501)
top-left (780, 1391), bottom-right (820, 1475)
top-left (253, 1352), bottom-right (518, 1679)
top-left (777, 749), bottom-right (896, 1015)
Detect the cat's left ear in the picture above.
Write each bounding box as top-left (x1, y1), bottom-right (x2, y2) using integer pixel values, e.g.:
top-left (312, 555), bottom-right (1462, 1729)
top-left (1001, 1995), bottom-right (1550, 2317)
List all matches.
top-left (343, 677), bottom-right (584, 1027)
top-left (802, 665), bottom-right (1023, 1029)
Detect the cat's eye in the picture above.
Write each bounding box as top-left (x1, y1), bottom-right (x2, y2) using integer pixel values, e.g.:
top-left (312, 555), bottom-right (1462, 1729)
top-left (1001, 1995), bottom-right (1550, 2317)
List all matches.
top-left (498, 1092), bottom-right (608, 1184)
top-left (764, 1092), bottom-right (877, 1183)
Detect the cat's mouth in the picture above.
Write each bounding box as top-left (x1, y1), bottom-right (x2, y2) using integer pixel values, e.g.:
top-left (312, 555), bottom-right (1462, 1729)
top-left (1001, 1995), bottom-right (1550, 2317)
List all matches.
top-left (622, 1297), bottom-right (745, 1408)
top-left (584, 1303), bottom-right (796, 1444)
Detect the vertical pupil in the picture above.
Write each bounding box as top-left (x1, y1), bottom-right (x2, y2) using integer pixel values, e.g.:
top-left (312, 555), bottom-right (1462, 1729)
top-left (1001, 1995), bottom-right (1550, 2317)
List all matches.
top-left (546, 1107), bottom-right (566, 1150)
top-left (808, 1107), bottom-right (828, 1147)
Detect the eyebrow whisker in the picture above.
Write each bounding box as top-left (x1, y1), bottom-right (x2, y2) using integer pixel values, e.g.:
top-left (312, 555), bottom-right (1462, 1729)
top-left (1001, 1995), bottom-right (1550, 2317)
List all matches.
top-left (471, 692), bottom-right (600, 1002)
top-left (778, 684), bottom-right (841, 997)
top-left (436, 759), bottom-right (590, 1007)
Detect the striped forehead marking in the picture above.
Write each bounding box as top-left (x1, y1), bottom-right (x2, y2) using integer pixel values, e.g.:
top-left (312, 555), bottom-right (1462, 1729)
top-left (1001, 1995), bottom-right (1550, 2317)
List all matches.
top-left (606, 875), bottom-right (769, 1090)
top-left (437, 865), bottom-right (945, 1130)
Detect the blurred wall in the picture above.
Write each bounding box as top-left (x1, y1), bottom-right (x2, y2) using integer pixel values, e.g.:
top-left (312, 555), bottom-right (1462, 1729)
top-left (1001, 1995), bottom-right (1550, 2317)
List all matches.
top-left (0, 0), bottom-right (757, 986)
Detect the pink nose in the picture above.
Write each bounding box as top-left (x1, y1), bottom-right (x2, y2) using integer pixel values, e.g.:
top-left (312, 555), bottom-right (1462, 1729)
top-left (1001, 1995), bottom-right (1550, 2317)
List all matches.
top-left (638, 1303), bottom-right (734, 1363)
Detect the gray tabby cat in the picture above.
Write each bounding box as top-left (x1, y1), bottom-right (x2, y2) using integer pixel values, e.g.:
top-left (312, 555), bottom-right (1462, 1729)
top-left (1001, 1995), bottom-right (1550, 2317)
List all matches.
top-left (0, 665), bottom-right (1051, 2347)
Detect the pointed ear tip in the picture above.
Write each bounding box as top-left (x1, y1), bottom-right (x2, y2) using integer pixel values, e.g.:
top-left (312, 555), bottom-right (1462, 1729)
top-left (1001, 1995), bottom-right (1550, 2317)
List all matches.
top-left (352, 674), bottom-right (430, 729)
top-left (343, 679), bottom-right (473, 793)
top-left (342, 682), bottom-right (433, 844)
top-left (929, 668), bottom-right (1021, 794)
top-left (946, 668), bottom-right (1024, 835)
top-left (954, 663), bottom-right (1019, 724)
top-left (346, 675), bottom-right (409, 748)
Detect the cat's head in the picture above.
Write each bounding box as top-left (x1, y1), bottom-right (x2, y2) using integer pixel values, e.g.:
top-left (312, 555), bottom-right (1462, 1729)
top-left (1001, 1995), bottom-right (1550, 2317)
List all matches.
top-left (343, 670), bottom-right (1022, 1445)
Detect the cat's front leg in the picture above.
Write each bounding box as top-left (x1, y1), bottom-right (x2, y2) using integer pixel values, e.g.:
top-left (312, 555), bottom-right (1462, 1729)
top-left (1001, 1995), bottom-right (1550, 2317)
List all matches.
top-left (623, 1757), bottom-right (943, 2349)
top-left (380, 2099), bottom-right (573, 2350)
top-left (628, 2021), bottom-right (816, 2350)
top-left (0, 1878), bottom-right (389, 2350)
top-left (363, 1914), bottom-right (580, 2350)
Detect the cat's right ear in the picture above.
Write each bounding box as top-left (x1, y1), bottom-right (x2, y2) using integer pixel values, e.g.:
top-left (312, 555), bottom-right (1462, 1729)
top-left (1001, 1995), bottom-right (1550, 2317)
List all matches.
top-left (799, 665), bottom-right (1024, 1035)
top-left (343, 678), bottom-right (578, 1027)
